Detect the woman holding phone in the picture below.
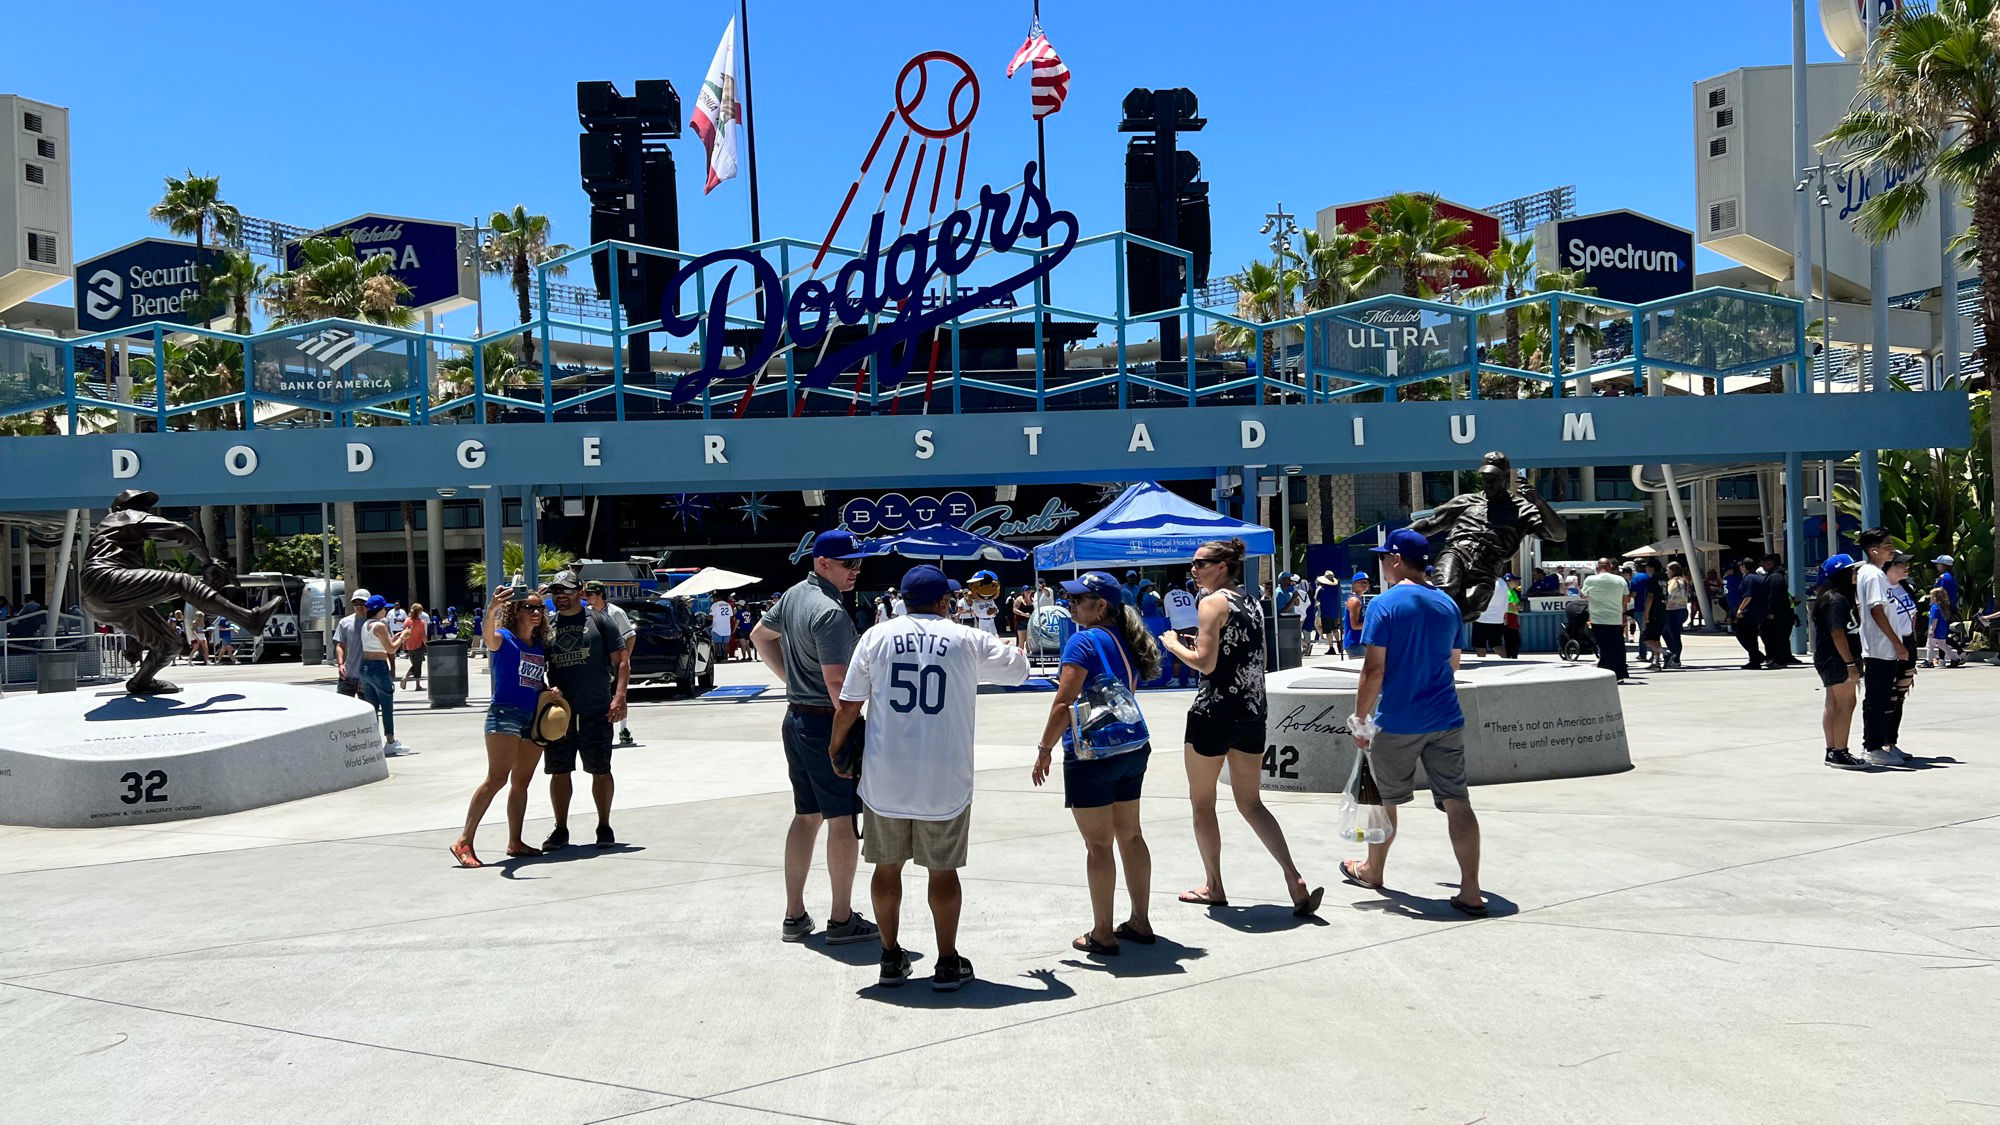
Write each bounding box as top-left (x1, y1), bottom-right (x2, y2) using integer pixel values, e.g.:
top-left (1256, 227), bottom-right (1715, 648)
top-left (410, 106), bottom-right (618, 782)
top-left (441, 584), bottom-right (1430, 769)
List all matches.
top-left (451, 585), bottom-right (557, 867)
top-left (1033, 571), bottom-right (1163, 955)
top-left (1158, 539), bottom-right (1323, 917)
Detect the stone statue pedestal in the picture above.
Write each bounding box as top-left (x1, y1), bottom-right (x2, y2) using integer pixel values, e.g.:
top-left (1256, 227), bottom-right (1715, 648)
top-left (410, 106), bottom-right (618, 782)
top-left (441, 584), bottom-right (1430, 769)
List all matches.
top-left (0, 683), bottom-right (389, 829)
top-left (1259, 658), bottom-right (1631, 796)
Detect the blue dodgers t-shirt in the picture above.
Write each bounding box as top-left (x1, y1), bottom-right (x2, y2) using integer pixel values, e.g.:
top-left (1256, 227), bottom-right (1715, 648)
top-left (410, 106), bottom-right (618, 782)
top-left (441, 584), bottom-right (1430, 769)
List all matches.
top-left (489, 628), bottom-right (546, 712)
top-left (1059, 627), bottom-right (1149, 759)
top-left (1628, 571), bottom-right (1652, 615)
top-left (1358, 582), bottom-right (1465, 735)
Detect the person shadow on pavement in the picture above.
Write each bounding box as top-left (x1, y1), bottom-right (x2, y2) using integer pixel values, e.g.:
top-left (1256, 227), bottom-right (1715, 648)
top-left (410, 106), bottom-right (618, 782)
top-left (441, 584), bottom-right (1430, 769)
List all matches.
top-left (497, 844), bottom-right (647, 879)
top-left (1345, 884), bottom-right (1517, 921)
top-left (1199, 904), bottom-right (1332, 934)
top-left (1061, 935), bottom-right (1209, 979)
top-left (859, 967), bottom-right (1076, 1009)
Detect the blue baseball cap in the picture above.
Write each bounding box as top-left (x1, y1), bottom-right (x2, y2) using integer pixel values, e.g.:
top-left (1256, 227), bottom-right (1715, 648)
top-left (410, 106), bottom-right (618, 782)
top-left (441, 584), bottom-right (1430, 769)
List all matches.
top-left (1351, 571), bottom-right (1371, 584)
top-left (1820, 553), bottom-right (1857, 581)
top-left (813, 528), bottom-right (870, 560)
top-left (1371, 528), bottom-right (1432, 564)
top-left (365, 594), bottom-right (389, 612)
top-left (1060, 571), bottom-right (1124, 604)
top-left (900, 565), bottom-right (952, 605)
top-left (972, 569), bottom-right (997, 583)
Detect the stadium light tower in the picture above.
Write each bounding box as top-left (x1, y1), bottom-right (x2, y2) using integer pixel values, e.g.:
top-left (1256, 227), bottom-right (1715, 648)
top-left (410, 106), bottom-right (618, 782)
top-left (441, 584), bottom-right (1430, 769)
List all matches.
top-left (578, 80), bottom-right (682, 383)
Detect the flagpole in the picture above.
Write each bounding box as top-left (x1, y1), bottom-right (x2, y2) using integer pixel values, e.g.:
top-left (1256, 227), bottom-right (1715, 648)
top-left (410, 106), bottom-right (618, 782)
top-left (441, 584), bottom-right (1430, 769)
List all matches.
top-left (739, 0), bottom-right (767, 319)
top-left (1033, 2), bottom-right (1052, 328)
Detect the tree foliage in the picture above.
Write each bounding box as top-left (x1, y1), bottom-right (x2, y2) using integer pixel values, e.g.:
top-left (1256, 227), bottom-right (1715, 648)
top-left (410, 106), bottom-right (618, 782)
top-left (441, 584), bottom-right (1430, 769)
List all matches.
top-left (465, 541), bottom-right (578, 593)
top-left (255, 531), bottom-right (340, 578)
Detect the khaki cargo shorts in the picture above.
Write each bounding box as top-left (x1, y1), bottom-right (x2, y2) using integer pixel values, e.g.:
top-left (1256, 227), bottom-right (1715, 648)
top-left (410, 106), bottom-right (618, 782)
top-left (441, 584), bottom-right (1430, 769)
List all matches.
top-left (862, 804), bottom-right (971, 870)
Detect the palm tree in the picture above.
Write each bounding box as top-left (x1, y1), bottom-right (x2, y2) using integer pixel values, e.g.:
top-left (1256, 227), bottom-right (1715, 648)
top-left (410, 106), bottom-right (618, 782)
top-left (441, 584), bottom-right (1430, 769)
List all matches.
top-left (211, 251), bottom-right (269, 336)
top-left (1210, 260), bottom-right (1301, 387)
top-left (1359, 193), bottom-right (1488, 300)
top-left (1296, 226), bottom-right (1380, 311)
top-left (267, 237), bottom-right (417, 327)
top-left (467, 541), bottom-right (577, 592)
top-left (437, 341), bottom-right (532, 422)
top-left (1467, 232), bottom-right (1538, 393)
top-left (149, 173), bottom-right (240, 306)
top-left (1519, 267), bottom-right (1611, 387)
top-left (483, 207), bottom-right (572, 367)
top-left (1824, 0), bottom-right (1998, 585)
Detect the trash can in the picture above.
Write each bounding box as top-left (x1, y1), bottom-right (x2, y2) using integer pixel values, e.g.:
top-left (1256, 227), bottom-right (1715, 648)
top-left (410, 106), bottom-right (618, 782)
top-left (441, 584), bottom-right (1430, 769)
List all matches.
top-left (427, 639), bottom-right (469, 708)
top-left (1272, 613), bottom-right (1303, 670)
top-left (301, 629), bottom-right (325, 666)
top-left (37, 650), bottom-right (78, 693)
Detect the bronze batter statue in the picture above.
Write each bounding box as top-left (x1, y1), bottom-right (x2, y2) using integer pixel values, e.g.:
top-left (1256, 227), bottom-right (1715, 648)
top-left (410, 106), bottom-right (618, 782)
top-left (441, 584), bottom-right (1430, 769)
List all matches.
top-left (80, 489), bottom-right (284, 695)
top-left (1409, 451), bottom-right (1567, 623)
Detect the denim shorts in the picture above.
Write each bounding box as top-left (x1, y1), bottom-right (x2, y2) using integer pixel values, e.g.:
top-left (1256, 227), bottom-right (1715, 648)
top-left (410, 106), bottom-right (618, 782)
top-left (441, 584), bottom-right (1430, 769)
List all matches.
top-left (1064, 744), bottom-right (1150, 809)
top-left (485, 702), bottom-right (534, 738)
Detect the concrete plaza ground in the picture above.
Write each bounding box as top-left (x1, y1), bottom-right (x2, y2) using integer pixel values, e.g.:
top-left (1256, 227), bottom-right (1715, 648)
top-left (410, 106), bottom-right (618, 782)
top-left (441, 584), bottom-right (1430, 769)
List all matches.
top-left (3, 634), bottom-right (1996, 1124)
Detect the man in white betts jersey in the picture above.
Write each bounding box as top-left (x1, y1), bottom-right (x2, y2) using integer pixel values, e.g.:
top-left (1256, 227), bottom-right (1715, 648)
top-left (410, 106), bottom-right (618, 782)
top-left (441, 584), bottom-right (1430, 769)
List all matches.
top-left (830, 564), bottom-right (1028, 992)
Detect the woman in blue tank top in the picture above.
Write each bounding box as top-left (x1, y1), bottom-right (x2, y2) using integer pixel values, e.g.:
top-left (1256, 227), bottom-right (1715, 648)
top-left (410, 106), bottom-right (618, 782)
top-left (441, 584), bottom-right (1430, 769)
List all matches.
top-left (451, 585), bottom-right (554, 867)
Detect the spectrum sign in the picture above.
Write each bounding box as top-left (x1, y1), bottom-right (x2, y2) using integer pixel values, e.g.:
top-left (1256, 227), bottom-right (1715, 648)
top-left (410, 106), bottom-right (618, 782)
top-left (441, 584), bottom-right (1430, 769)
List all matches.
top-left (1535, 209), bottom-right (1694, 305)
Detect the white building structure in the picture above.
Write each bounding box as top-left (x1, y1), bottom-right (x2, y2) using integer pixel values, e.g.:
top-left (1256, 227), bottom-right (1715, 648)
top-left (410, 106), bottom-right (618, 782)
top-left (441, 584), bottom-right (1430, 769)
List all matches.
top-left (0, 96), bottom-right (72, 315)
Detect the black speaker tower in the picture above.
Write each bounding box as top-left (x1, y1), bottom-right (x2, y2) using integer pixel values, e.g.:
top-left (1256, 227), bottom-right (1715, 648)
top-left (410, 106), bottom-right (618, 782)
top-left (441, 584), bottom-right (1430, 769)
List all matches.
top-left (578, 80), bottom-right (682, 380)
top-left (1119, 88), bottom-right (1209, 364)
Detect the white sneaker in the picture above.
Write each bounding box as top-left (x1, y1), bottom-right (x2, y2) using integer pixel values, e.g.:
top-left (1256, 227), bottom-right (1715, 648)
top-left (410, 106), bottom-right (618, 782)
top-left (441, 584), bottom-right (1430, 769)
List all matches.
top-left (383, 740), bottom-right (410, 757)
top-left (1888, 745), bottom-right (1915, 763)
top-left (1863, 748), bottom-right (1903, 767)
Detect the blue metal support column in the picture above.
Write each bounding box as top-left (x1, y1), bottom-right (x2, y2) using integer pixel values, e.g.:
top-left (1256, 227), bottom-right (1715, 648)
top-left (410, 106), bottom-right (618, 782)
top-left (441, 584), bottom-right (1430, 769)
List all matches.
top-left (520, 488), bottom-right (540, 588)
top-left (482, 489), bottom-right (504, 597)
top-left (1858, 451), bottom-right (1881, 529)
top-left (1784, 452), bottom-right (1806, 656)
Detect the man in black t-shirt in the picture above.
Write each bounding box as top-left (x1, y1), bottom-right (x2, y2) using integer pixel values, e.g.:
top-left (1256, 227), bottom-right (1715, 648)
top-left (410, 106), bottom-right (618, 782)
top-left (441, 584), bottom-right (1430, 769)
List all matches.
top-left (541, 570), bottom-right (630, 850)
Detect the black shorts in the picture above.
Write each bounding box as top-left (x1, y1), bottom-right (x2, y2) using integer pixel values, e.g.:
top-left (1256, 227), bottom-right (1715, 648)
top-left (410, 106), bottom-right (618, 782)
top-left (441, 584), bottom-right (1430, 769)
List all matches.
top-left (543, 713), bottom-right (615, 774)
top-left (1184, 711), bottom-right (1266, 758)
top-left (1064, 745), bottom-right (1150, 809)
top-left (782, 708), bottom-right (857, 819)
top-left (403, 648), bottom-right (426, 671)
top-left (1470, 622), bottom-right (1506, 648)
top-left (1815, 658), bottom-right (1855, 688)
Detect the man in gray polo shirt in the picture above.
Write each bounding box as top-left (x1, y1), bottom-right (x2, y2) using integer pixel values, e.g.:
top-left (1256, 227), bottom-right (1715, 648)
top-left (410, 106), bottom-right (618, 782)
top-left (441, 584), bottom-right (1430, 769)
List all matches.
top-left (751, 529), bottom-right (881, 947)
top-left (332, 588), bottom-right (370, 696)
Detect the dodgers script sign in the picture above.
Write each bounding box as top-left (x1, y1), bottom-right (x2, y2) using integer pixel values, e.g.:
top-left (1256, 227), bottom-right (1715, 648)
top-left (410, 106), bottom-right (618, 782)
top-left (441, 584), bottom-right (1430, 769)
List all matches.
top-left (658, 52), bottom-right (1080, 402)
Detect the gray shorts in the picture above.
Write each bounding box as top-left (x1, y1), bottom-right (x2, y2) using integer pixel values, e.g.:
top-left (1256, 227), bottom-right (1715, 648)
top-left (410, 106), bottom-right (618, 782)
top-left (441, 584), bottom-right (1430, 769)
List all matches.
top-left (862, 805), bottom-right (970, 870)
top-left (1366, 726), bottom-right (1470, 808)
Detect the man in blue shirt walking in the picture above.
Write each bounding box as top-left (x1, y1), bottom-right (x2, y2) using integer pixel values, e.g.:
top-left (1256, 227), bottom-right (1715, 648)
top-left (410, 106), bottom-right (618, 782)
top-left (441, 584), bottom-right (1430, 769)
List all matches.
top-left (1339, 529), bottom-right (1484, 916)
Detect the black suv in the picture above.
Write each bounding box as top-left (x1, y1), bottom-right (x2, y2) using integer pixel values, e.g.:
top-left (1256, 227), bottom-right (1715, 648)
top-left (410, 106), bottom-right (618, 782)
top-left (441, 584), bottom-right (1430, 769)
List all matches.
top-left (615, 598), bottom-right (717, 697)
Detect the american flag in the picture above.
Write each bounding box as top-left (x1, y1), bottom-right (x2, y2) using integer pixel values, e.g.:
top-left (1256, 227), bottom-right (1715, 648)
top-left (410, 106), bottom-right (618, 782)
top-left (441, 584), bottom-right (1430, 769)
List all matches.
top-left (1006, 22), bottom-right (1069, 119)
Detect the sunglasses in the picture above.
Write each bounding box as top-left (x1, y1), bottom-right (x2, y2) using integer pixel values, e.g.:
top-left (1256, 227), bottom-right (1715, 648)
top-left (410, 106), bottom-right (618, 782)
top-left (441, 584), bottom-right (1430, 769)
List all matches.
top-left (1190, 557), bottom-right (1224, 569)
top-left (828, 558), bottom-right (864, 570)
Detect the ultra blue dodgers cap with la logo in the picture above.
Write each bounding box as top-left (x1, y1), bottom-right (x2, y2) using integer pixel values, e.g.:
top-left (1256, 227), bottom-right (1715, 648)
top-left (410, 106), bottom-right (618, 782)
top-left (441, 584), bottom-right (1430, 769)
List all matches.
top-left (813, 528), bottom-right (871, 560)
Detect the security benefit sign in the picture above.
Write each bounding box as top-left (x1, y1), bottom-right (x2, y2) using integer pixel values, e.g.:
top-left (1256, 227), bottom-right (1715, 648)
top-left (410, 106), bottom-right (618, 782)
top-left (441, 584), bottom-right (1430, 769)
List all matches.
top-left (74, 238), bottom-right (228, 334)
top-left (1310, 300), bottom-right (1471, 386)
top-left (284, 214), bottom-right (477, 313)
top-left (251, 325), bottom-right (423, 407)
top-left (1536, 209), bottom-right (1694, 305)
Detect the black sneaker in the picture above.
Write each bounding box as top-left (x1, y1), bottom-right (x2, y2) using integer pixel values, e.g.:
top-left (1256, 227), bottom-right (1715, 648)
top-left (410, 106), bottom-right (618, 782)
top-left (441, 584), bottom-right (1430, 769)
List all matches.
top-left (878, 946), bottom-right (912, 987)
top-left (1825, 748), bottom-right (1869, 771)
top-left (618, 729), bottom-right (636, 745)
top-left (541, 826), bottom-right (570, 851)
top-left (823, 912), bottom-right (880, 945)
top-left (932, 953), bottom-right (973, 992)
top-left (595, 824), bottom-right (616, 849)
top-left (781, 913), bottom-right (814, 943)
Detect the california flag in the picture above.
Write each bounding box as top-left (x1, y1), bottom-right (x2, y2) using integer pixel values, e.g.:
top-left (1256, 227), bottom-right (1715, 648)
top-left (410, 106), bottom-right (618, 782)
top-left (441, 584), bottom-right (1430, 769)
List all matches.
top-left (691, 18), bottom-right (741, 194)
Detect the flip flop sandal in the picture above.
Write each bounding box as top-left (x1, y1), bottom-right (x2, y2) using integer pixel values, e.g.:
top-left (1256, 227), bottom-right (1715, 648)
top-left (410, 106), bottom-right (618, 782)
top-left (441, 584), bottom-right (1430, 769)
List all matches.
top-left (505, 845), bottom-right (544, 858)
top-left (449, 841), bottom-right (483, 869)
top-left (1114, 922), bottom-right (1158, 945)
top-left (1072, 934), bottom-right (1120, 956)
top-left (1292, 886), bottom-right (1326, 918)
top-left (1448, 896), bottom-right (1490, 917)
top-left (1178, 889), bottom-right (1228, 906)
top-left (1339, 859), bottom-right (1383, 891)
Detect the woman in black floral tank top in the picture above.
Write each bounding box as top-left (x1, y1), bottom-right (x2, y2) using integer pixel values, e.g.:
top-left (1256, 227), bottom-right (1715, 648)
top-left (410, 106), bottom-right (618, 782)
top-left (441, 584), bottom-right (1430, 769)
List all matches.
top-left (1158, 538), bottom-right (1323, 917)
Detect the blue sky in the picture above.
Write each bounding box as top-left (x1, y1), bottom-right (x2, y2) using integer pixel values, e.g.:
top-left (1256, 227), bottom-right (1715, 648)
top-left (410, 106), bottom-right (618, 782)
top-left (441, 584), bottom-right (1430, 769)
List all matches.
top-left (10, 0), bottom-right (1846, 329)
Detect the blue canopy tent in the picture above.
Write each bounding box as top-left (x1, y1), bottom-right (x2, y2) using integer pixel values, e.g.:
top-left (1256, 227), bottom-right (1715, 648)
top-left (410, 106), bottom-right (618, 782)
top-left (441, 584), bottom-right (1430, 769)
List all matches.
top-left (865, 523), bottom-right (1031, 562)
top-left (1033, 482), bottom-right (1275, 570)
